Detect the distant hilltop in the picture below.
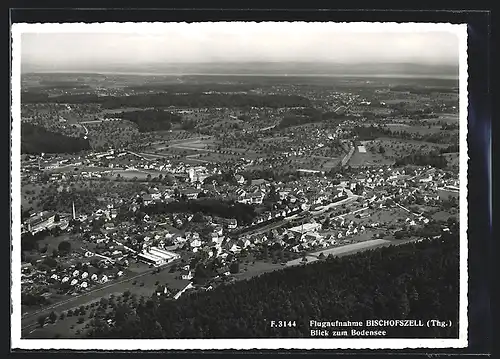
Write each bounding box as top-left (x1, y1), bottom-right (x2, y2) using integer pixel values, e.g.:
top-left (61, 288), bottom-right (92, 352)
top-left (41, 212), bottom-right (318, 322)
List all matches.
top-left (21, 61), bottom-right (459, 78)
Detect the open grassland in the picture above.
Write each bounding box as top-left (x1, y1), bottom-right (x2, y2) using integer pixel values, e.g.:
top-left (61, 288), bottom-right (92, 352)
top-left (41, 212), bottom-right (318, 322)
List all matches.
top-left (364, 138), bottom-right (450, 159)
top-left (384, 123), bottom-right (447, 135)
top-left (437, 113), bottom-right (459, 123)
top-left (348, 147), bottom-right (394, 167)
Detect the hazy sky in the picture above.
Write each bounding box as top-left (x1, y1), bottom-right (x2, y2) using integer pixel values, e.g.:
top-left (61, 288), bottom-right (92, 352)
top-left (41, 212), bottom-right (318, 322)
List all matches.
top-left (19, 23), bottom-right (460, 68)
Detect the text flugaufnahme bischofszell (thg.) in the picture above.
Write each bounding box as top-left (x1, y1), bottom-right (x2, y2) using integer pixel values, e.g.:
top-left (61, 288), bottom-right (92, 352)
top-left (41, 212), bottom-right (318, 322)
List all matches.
top-left (308, 319), bottom-right (453, 337)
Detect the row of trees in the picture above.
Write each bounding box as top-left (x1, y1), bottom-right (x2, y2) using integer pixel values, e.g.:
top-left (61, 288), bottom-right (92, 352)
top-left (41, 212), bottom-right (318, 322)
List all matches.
top-left (352, 125), bottom-right (458, 145)
top-left (394, 153), bottom-right (448, 169)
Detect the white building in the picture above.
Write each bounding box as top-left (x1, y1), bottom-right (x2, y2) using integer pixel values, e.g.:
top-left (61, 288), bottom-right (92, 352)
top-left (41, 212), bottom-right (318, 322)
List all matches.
top-left (288, 222), bottom-right (321, 236)
top-left (138, 247), bottom-right (180, 267)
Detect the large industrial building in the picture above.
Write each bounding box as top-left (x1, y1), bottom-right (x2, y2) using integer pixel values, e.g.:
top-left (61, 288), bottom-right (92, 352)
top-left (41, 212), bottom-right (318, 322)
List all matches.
top-left (137, 247), bottom-right (180, 267)
top-left (24, 211), bottom-right (56, 234)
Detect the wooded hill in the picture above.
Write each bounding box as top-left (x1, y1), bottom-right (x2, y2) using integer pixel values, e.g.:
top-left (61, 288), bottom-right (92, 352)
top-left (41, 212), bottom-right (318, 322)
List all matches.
top-left (21, 123), bottom-right (91, 154)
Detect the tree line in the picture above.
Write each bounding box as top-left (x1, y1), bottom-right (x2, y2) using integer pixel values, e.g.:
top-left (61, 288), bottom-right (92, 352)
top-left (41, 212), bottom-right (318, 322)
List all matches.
top-left (21, 92), bottom-right (312, 109)
top-left (390, 85), bottom-right (458, 94)
top-left (142, 198), bottom-right (258, 226)
top-left (394, 153), bottom-right (448, 169)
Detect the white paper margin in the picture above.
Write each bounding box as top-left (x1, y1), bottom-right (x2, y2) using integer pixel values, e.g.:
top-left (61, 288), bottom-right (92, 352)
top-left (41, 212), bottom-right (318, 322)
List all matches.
top-left (11, 21), bottom-right (469, 351)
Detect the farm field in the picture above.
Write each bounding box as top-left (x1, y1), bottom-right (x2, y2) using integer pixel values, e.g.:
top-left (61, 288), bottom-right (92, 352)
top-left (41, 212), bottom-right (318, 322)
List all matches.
top-left (47, 165), bottom-right (112, 174)
top-left (320, 158), bottom-right (342, 170)
top-left (150, 131), bottom-right (207, 143)
top-left (385, 124), bottom-right (446, 135)
top-left (436, 113), bottom-right (459, 123)
top-left (183, 157), bottom-right (214, 165)
top-left (261, 136), bottom-right (290, 142)
top-left (188, 152), bottom-right (241, 163)
top-left (131, 152), bottom-right (162, 161)
top-left (170, 138), bottom-right (217, 150)
top-left (383, 98), bottom-right (427, 105)
top-left (431, 210), bottom-right (458, 222)
top-left (231, 261), bottom-right (285, 281)
top-left (100, 107), bottom-right (154, 114)
top-left (146, 137), bottom-right (217, 155)
top-left (348, 146), bottom-right (393, 167)
top-left (363, 138), bottom-right (450, 160)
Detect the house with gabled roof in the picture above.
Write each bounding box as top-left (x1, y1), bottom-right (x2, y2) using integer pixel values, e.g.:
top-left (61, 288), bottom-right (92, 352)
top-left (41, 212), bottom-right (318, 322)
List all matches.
top-left (235, 174), bottom-right (245, 185)
top-left (181, 269), bottom-right (193, 280)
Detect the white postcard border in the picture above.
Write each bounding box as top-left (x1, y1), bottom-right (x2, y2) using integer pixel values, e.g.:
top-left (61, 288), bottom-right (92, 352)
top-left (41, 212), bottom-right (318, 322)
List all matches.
top-left (11, 21), bottom-right (468, 350)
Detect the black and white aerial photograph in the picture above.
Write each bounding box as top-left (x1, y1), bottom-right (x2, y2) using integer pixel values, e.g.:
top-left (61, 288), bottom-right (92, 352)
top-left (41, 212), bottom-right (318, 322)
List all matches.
top-left (11, 21), bottom-right (468, 350)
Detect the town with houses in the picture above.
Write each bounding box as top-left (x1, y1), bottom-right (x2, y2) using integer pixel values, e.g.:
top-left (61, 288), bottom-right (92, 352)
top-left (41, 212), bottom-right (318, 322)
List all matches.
top-left (21, 148), bottom-right (459, 303)
top-left (19, 70), bottom-right (460, 339)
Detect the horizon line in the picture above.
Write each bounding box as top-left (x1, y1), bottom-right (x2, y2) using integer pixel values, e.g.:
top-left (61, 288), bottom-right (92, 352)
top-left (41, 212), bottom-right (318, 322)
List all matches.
top-left (20, 71), bottom-right (459, 80)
